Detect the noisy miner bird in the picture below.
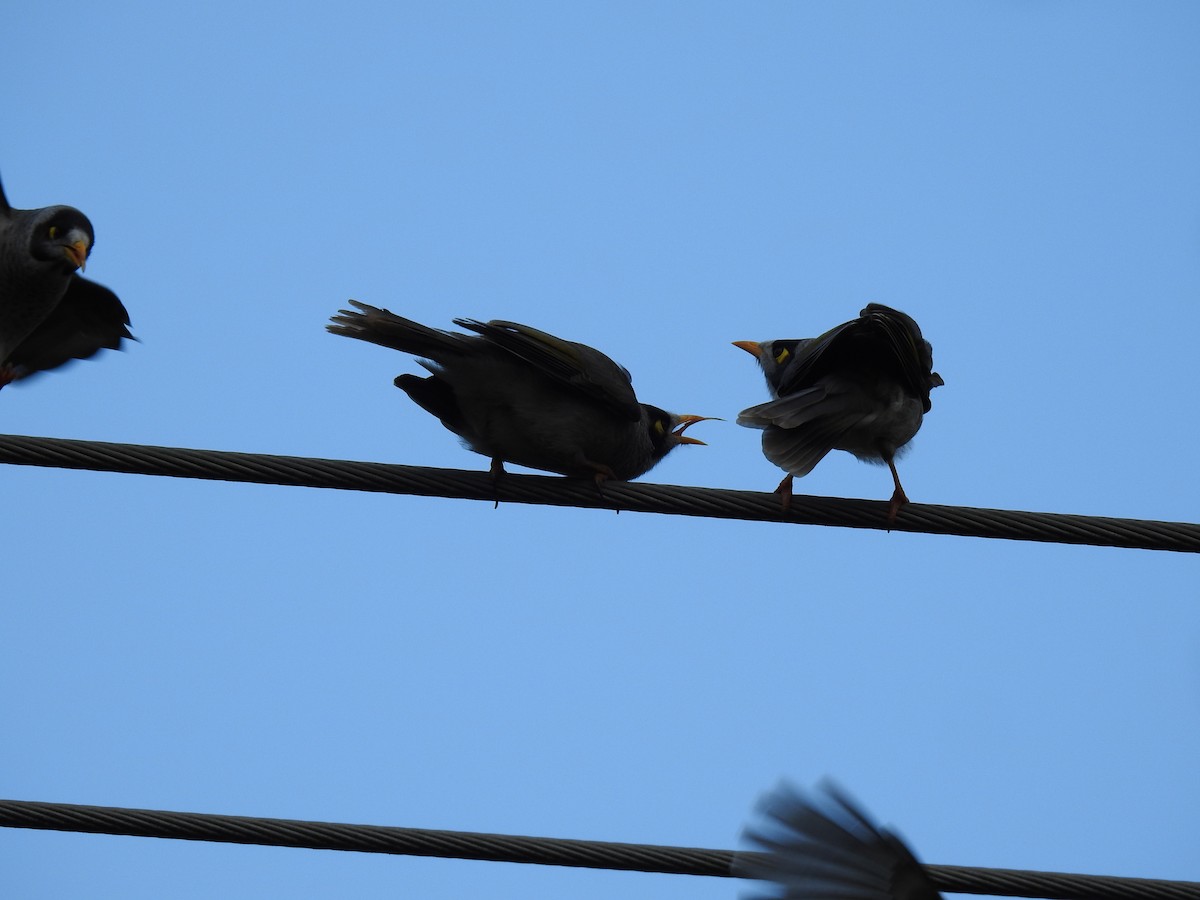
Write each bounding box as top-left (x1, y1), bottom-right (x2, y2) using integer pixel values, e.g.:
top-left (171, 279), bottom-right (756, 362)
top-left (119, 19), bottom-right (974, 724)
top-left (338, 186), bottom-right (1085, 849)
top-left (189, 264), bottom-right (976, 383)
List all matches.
top-left (328, 301), bottom-right (712, 486)
top-left (734, 304), bottom-right (943, 522)
top-left (0, 174), bottom-right (133, 388)
top-left (735, 780), bottom-right (941, 900)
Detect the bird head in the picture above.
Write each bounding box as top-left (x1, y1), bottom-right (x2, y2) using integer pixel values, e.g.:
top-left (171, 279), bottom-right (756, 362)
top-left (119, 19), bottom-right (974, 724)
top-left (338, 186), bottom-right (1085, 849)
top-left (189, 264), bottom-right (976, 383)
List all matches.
top-left (733, 339), bottom-right (807, 393)
top-left (31, 206), bottom-right (95, 274)
top-left (643, 407), bottom-right (716, 458)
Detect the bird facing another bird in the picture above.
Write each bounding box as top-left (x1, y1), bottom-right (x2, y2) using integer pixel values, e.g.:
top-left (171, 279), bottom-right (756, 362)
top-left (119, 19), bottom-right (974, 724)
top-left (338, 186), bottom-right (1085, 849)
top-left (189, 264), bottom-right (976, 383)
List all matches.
top-left (328, 301), bottom-right (713, 486)
top-left (735, 304), bottom-right (943, 522)
top-left (0, 174), bottom-right (133, 388)
top-left (3, 173), bottom-right (942, 520)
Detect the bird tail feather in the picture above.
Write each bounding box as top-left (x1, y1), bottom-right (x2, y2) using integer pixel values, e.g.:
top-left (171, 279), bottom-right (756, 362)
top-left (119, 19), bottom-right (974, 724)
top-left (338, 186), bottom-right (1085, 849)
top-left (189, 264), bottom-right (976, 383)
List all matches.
top-left (327, 301), bottom-right (470, 359)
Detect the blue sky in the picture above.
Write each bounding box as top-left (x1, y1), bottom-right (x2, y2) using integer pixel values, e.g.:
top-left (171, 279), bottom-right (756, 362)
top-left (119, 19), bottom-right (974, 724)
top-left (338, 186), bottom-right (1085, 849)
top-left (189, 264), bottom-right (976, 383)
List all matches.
top-left (2, 3), bottom-right (1198, 898)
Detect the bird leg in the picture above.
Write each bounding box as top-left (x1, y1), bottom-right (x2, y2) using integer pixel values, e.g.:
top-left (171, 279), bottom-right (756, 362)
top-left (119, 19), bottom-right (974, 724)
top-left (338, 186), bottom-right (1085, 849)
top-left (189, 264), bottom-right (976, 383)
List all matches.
top-left (580, 461), bottom-right (619, 510)
top-left (489, 458), bottom-right (507, 508)
top-left (884, 453), bottom-right (908, 526)
top-left (590, 464), bottom-right (617, 497)
top-left (773, 473), bottom-right (794, 513)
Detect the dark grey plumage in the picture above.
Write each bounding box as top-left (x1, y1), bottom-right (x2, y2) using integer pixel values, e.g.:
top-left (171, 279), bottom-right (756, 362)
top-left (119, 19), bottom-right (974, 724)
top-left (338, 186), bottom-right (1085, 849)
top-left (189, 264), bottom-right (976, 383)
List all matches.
top-left (328, 301), bottom-right (710, 482)
top-left (736, 780), bottom-right (941, 900)
top-left (0, 174), bottom-right (133, 387)
top-left (735, 304), bottom-right (943, 520)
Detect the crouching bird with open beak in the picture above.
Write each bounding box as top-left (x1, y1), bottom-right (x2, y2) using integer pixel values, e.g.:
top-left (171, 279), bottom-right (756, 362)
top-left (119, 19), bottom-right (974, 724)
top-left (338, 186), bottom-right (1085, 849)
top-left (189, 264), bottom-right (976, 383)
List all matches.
top-left (735, 780), bottom-right (941, 900)
top-left (0, 174), bottom-right (134, 388)
top-left (329, 301), bottom-right (713, 488)
top-left (734, 304), bottom-right (943, 524)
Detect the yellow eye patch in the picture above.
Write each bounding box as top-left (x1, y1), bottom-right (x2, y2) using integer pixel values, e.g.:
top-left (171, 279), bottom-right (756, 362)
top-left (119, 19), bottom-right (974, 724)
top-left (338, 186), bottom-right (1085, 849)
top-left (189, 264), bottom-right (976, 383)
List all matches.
top-left (774, 347), bottom-right (790, 364)
top-left (48, 226), bottom-right (59, 240)
top-left (653, 420), bottom-right (666, 435)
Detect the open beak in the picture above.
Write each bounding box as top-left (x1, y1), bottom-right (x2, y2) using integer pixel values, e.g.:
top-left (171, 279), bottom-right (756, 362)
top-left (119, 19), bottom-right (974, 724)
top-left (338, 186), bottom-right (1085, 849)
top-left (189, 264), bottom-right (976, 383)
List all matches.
top-left (673, 414), bottom-right (719, 446)
top-left (63, 236), bottom-right (90, 271)
top-left (731, 340), bottom-right (762, 358)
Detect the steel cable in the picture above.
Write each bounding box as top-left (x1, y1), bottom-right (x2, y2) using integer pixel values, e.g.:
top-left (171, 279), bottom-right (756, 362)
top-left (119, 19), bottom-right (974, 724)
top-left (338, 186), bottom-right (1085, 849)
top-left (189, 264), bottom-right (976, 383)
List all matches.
top-left (0, 433), bottom-right (1197, 552)
top-left (2, 799), bottom-right (1196, 900)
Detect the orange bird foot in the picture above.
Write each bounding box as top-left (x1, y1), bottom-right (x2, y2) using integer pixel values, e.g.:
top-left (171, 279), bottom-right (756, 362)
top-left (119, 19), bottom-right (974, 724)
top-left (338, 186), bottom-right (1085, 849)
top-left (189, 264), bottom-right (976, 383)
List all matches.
top-left (886, 487), bottom-right (909, 527)
top-left (774, 474), bottom-right (794, 513)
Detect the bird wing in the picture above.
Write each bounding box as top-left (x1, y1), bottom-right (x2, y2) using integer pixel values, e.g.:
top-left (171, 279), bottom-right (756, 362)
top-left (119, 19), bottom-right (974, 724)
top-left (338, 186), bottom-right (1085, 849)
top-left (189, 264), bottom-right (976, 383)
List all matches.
top-left (737, 385), bottom-right (832, 431)
top-left (454, 318), bottom-right (642, 421)
top-left (735, 781), bottom-right (941, 900)
top-left (737, 384), bottom-right (864, 475)
top-left (773, 307), bottom-right (934, 407)
top-left (771, 318), bottom-right (860, 396)
top-left (6, 275), bottom-right (133, 380)
top-left (859, 305), bottom-right (932, 404)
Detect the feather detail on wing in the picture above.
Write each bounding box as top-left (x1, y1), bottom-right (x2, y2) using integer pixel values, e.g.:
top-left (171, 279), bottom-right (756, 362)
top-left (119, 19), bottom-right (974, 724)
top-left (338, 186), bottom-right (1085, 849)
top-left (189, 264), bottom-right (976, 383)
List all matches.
top-left (859, 305), bottom-right (932, 405)
top-left (455, 318), bottom-right (641, 420)
top-left (771, 320), bottom-right (858, 397)
top-left (737, 385), bottom-right (832, 430)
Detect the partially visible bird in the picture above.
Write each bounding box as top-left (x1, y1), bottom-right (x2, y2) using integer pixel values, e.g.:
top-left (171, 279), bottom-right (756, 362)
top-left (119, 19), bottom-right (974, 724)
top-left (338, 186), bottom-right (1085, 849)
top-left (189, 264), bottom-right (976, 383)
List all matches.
top-left (734, 304), bottom-right (943, 522)
top-left (0, 174), bottom-right (133, 388)
top-left (735, 780), bottom-right (941, 900)
top-left (328, 301), bottom-right (712, 485)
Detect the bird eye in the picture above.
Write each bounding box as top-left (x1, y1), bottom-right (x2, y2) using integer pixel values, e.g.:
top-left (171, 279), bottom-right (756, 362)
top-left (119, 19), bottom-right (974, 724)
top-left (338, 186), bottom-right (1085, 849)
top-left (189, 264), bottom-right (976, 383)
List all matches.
top-left (47, 225), bottom-right (59, 240)
top-left (774, 347), bottom-right (790, 364)
top-left (653, 420), bottom-right (666, 435)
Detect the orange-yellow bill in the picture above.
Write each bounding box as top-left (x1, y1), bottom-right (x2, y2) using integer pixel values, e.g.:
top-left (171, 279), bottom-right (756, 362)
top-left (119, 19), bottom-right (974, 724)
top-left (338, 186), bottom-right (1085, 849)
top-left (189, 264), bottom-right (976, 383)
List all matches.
top-left (673, 414), bottom-right (719, 445)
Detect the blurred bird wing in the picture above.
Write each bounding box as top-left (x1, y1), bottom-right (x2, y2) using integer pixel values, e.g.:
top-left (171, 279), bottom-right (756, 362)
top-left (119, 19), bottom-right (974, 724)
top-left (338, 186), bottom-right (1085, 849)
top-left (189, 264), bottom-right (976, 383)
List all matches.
top-left (454, 318), bottom-right (641, 420)
top-left (737, 781), bottom-right (940, 900)
top-left (6, 275), bottom-right (133, 379)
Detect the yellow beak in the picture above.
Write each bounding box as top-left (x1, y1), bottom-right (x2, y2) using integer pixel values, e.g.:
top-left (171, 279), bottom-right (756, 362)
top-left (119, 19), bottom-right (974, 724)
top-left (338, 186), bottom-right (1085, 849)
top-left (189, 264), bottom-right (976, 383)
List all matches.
top-left (64, 238), bottom-right (90, 271)
top-left (673, 414), bottom-right (720, 446)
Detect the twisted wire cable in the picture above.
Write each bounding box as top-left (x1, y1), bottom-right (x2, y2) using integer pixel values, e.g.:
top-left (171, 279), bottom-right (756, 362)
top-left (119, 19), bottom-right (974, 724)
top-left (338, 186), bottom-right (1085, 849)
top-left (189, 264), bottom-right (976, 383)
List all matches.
top-left (1, 799), bottom-right (1195, 900)
top-left (1, 433), bottom-right (1197, 552)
